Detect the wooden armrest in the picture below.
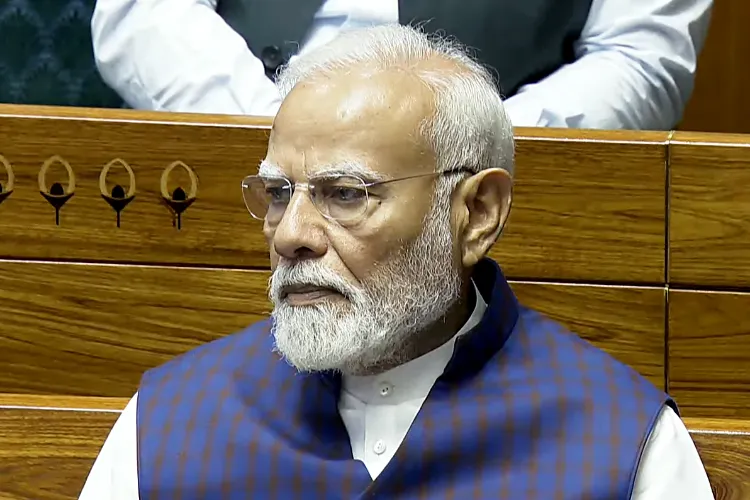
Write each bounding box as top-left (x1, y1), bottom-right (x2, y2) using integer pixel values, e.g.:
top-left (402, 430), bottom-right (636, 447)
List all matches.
top-left (685, 417), bottom-right (750, 500)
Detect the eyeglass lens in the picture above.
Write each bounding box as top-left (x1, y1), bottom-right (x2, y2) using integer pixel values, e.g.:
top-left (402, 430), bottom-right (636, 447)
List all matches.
top-left (242, 175), bottom-right (370, 224)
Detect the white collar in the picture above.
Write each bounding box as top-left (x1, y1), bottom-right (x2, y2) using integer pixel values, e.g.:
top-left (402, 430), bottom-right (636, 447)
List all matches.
top-left (341, 280), bottom-right (487, 405)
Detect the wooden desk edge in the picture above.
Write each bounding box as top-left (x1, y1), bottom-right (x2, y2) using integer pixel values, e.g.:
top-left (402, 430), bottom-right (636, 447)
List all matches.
top-left (671, 130), bottom-right (750, 146)
top-left (11, 106), bottom-right (750, 149)
top-left (684, 417), bottom-right (750, 435)
top-left (0, 104), bottom-right (678, 145)
top-left (0, 393), bottom-right (129, 412)
top-left (0, 103), bottom-right (273, 129)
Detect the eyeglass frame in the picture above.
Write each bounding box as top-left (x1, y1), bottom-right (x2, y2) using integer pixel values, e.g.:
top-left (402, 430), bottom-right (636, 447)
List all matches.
top-left (241, 166), bottom-right (477, 225)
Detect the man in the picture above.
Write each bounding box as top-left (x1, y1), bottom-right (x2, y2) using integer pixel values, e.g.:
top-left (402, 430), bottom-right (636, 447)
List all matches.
top-left (81, 25), bottom-right (713, 499)
top-left (91, 0), bottom-right (712, 130)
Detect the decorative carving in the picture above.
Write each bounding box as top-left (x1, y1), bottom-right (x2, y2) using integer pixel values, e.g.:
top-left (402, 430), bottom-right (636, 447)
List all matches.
top-left (99, 158), bottom-right (136, 227)
top-left (39, 155), bottom-right (75, 225)
top-left (0, 154), bottom-right (14, 207)
top-left (160, 161), bottom-right (198, 230)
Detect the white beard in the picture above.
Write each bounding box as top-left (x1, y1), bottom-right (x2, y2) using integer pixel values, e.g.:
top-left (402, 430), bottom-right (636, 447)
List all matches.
top-left (268, 181), bottom-right (462, 375)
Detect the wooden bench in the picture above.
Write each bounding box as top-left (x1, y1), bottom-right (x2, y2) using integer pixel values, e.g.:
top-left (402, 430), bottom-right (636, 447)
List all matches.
top-left (0, 105), bottom-right (669, 397)
top-left (0, 105), bottom-right (749, 498)
top-left (0, 395), bottom-right (125, 500)
top-left (686, 418), bottom-right (750, 500)
top-left (669, 132), bottom-right (750, 419)
top-left (1, 395), bottom-right (747, 500)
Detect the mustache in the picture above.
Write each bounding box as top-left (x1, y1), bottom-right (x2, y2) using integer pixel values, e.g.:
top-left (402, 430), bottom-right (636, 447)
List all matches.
top-left (268, 260), bottom-right (359, 302)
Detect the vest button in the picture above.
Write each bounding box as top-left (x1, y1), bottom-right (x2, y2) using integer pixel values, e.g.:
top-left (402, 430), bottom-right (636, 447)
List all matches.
top-left (261, 45), bottom-right (284, 73)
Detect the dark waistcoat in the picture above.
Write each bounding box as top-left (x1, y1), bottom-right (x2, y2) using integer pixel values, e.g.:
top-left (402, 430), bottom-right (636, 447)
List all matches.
top-left (215, 0), bottom-right (593, 96)
top-left (137, 258), bottom-right (673, 500)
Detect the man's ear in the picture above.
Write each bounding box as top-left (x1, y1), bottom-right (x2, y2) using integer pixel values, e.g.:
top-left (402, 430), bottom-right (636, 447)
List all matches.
top-left (453, 168), bottom-right (513, 268)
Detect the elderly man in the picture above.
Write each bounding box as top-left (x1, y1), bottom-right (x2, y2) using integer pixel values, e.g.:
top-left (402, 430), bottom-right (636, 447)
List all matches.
top-left (81, 25), bottom-right (713, 500)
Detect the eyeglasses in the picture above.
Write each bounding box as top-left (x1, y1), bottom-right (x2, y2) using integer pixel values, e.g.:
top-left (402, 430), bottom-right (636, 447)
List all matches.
top-left (241, 168), bottom-right (474, 225)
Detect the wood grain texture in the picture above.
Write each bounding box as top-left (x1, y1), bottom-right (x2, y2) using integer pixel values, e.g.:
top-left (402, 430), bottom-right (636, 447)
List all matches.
top-left (0, 261), bottom-right (271, 397)
top-left (669, 290), bottom-right (750, 418)
top-left (511, 282), bottom-right (665, 388)
top-left (685, 418), bottom-right (750, 500)
top-left (0, 105), bottom-right (668, 283)
top-left (0, 398), bottom-right (120, 500)
top-left (0, 393), bottom-right (129, 411)
top-left (680, 0), bottom-right (750, 134)
top-left (490, 130), bottom-right (668, 283)
top-left (0, 257), bottom-right (666, 397)
top-left (669, 132), bottom-right (750, 287)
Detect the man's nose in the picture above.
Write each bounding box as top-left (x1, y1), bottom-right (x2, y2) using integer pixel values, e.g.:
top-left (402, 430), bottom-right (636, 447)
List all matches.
top-left (270, 190), bottom-right (328, 261)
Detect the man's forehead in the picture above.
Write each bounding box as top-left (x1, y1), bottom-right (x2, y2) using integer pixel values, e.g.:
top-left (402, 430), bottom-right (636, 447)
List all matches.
top-left (268, 69), bottom-right (437, 178)
top-left (272, 70), bottom-right (434, 145)
top-left (286, 68), bottom-right (432, 114)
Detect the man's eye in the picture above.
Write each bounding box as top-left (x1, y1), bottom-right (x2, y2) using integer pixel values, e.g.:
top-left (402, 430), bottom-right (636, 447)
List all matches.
top-left (329, 186), bottom-right (366, 202)
top-left (266, 186), bottom-right (289, 202)
top-left (335, 187), bottom-right (365, 200)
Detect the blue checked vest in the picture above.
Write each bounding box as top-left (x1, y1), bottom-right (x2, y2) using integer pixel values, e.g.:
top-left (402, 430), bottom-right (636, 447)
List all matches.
top-left (137, 258), bottom-right (674, 499)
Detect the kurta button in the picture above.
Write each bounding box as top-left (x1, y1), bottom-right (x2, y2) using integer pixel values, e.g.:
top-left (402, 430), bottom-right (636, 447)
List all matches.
top-left (261, 45), bottom-right (283, 72)
top-left (379, 383), bottom-right (392, 397)
top-left (373, 439), bottom-right (386, 455)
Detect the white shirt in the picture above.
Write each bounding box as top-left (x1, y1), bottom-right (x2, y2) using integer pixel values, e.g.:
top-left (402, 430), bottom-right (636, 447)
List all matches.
top-left (90, 0), bottom-right (712, 130)
top-left (80, 284), bottom-right (714, 499)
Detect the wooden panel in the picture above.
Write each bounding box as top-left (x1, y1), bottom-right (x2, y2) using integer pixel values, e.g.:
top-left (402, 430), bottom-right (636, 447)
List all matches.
top-left (0, 105), bottom-right (667, 283)
top-left (0, 393), bottom-right (129, 411)
top-left (0, 261), bottom-right (271, 397)
top-left (685, 418), bottom-right (750, 500)
top-left (669, 132), bottom-right (750, 287)
top-left (511, 282), bottom-right (665, 388)
top-left (0, 394), bottom-right (125, 500)
top-left (0, 260), bottom-right (666, 398)
top-left (494, 128), bottom-right (667, 283)
top-left (0, 106), bottom-right (272, 268)
top-left (681, 0), bottom-right (750, 134)
top-left (669, 290), bottom-right (750, 418)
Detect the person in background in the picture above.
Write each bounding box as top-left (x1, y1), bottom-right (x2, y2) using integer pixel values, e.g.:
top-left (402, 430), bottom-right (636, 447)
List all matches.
top-left (91, 0), bottom-right (712, 130)
top-left (80, 24), bottom-right (713, 500)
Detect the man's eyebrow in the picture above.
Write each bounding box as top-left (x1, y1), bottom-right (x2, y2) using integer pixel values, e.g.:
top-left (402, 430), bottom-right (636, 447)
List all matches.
top-left (258, 160), bottom-right (285, 178)
top-left (312, 162), bottom-right (386, 183)
top-left (257, 160), bottom-right (388, 183)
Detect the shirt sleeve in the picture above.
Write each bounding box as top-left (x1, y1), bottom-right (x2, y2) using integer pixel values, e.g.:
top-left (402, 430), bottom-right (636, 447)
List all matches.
top-left (90, 0), bottom-right (282, 116)
top-left (503, 0), bottom-right (713, 130)
top-left (631, 405), bottom-right (715, 500)
top-left (78, 393), bottom-right (140, 500)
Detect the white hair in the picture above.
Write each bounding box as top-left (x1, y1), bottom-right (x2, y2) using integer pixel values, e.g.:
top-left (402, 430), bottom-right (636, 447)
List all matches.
top-left (276, 24), bottom-right (515, 177)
